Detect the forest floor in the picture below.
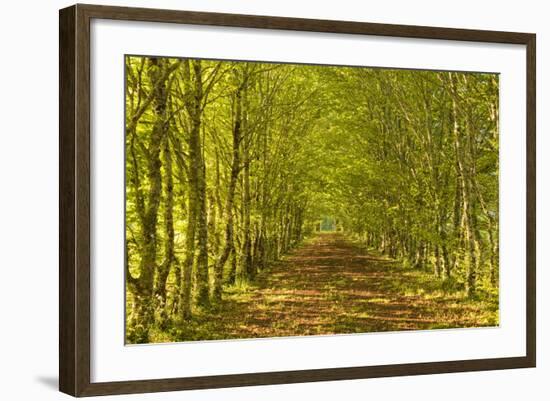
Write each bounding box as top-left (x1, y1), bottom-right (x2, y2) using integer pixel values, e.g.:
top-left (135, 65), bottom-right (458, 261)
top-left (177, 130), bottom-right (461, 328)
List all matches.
top-left (169, 233), bottom-right (499, 342)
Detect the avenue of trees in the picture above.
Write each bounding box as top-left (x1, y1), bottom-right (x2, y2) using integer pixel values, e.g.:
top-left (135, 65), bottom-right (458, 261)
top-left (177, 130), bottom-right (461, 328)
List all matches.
top-left (125, 56), bottom-right (499, 343)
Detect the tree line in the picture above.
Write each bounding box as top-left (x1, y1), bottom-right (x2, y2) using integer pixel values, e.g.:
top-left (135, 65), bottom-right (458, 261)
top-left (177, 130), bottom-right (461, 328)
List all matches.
top-left (315, 68), bottom-right (499, 296)
top-left (125, 57), bottom-right (321, 342)
top-left (125, 56), bottom-right (499, 343)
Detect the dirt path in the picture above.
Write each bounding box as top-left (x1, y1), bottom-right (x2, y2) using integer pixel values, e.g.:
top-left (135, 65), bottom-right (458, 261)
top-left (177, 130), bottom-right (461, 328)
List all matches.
top-left (178, 233), bottom-right (498, 341)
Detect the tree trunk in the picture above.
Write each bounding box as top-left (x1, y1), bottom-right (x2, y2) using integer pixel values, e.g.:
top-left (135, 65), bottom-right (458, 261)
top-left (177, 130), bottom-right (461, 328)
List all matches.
top-left (129, 58), bottom-right (170, 343)
top-left (154, 134), bottom-right (175, 326)
top-left (450, 73), bottom-right (476, 297)
top-left (191, 60), bottom-right (210, 308)
top-left (239, 136), bottom-right (253, 283)
top-left (213, 77), bottom-right (244, 300)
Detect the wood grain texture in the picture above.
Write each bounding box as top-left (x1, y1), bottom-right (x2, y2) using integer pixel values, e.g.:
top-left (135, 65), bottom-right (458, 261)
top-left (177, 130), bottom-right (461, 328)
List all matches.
top-left (78, 356), bottom-right (533, 396)
top-left (525, 35), bottom-right (536, 367)
top-left (59, 3), bottom-right (536, 397)
top-left (59, 5), bottom-right (76, 396)
top-left (78, 3), bottom-right (533, 44)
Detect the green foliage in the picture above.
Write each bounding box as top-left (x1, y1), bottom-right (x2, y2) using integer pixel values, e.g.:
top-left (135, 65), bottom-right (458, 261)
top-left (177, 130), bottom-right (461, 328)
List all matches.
top-left (125, 56), bottom-right (499, 343)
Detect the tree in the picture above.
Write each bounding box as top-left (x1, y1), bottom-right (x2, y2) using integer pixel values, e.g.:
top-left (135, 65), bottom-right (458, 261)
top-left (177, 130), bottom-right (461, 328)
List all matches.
top-left (125, 57), bottom-right (499, 343)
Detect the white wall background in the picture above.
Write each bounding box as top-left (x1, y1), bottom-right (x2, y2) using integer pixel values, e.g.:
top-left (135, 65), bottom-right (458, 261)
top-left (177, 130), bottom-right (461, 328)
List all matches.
top-left (0, 0), bottom-right (545, 399)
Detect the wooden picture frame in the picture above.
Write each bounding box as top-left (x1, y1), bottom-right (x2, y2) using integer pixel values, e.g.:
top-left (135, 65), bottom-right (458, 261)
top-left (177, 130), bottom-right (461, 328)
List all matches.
top-left (59, 3), bottom-right (536, 397)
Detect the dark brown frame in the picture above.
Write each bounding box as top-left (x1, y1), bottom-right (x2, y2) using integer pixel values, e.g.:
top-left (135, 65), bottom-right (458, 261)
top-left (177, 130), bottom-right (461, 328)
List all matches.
top-left (59, 3), bottom-right (536, 397)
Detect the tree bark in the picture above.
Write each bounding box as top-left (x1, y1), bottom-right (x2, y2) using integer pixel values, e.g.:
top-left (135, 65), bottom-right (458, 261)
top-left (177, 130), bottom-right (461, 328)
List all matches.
top-left (129, 58), bottom-right (170, 343)
top-left (213, 75), bottom-right (244, 300)
top-left (450, 73), bottom-right (476, 296)
top-left (154, 133), bottom-right (175, 325)
top-left (190, 60), bottom-right (210, 308)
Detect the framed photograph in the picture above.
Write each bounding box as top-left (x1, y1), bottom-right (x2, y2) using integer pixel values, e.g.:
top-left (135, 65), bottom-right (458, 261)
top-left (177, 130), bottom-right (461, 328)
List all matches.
top-left (59, 4), bottom-right (536, 397)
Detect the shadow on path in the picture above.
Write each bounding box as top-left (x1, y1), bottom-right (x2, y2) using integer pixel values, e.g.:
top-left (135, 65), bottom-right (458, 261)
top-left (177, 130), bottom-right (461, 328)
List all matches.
top-left (177, 233), bottom-right (498, 341)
